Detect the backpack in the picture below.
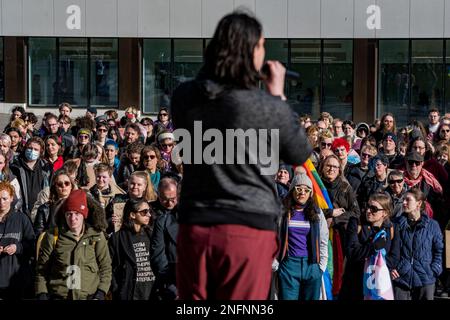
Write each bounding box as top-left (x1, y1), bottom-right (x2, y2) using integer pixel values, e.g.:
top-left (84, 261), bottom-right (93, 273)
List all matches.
top-left (36, 227), bottom-right (59, 260)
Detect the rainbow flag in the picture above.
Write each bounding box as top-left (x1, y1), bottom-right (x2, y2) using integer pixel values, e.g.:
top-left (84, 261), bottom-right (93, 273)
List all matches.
top-left (302, 159), bottom-right (333, 210)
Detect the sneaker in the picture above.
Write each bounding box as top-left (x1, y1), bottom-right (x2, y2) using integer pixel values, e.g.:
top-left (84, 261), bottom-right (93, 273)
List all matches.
top-left (439, 291), bottom-right (449, 298)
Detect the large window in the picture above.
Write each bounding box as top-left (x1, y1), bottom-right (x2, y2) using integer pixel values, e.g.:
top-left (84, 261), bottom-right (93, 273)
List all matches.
top-left (90, 39), bottom-right (118, 106)
top-left (143, 39), bottom-right (171, 114)
top-left (411, 40), bottom-right (443, 121)
top-left (289, 40), bottom-right (321, 117)
top-left (28, 37), bottom-right (118, 107)
top-left (143, 39), bottom-right (203, 113)
top-left (322, 40), bottom-right (353, 120)
top-left (28, 38), bottom-right (57, 105)
top-left (378, 40), bottom-right (447, 125)
top-left (378, 40), bottom-right (409, 124)
top-left (173, 39), bottom-right (203, 93)
top-left (0, 38), bottom-right (4, 101)
top-left (446, 40), bottom-right (450, 113)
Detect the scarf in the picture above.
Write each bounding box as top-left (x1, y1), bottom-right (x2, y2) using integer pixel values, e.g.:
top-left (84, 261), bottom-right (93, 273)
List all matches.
top-left (404, 168), bottom-right (443, 194)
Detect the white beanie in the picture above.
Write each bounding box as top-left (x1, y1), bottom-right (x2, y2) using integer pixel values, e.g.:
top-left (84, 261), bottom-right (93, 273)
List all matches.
top-left (289, 173), bottom-right (313, 192)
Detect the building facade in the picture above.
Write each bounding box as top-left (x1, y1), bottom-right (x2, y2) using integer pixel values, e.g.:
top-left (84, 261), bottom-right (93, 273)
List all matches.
top-left (0, 0), bottom-right (449, 125)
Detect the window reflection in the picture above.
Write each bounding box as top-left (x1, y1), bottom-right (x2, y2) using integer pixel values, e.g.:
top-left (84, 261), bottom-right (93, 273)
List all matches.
top-left (28, 38), bottom-right (57, 105)
top-left (378, 40), bottom-right (409, 125)
top-left (58, 38), bottom-right (88, 106)
top-left (322, 40), bottom-right (353, 120)
top-left (90, 38), bottom-right (118, 106)
top-left (289, 40), bottom-right (321, 117)
top-left (143, 39), bottom-right (171, 113)
top-left (173, 39), bottom-right (203, 91)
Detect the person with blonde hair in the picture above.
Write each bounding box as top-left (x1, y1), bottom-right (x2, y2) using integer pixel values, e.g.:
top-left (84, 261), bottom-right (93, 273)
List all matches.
top-left (0, 181), bottom-right (35, 299)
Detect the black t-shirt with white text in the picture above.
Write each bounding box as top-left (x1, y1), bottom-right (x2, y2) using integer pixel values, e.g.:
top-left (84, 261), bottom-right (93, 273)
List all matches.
top-left (131, 231), bottom-right (155, 300)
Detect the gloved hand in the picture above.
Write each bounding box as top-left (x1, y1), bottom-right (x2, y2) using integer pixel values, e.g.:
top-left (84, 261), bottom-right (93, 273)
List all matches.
top-left (373, 234), bottom-right (387, 250)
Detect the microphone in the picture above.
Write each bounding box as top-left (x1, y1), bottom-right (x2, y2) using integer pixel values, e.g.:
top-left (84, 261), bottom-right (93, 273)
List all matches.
top-left (261, 63), bottom-right (300, 80)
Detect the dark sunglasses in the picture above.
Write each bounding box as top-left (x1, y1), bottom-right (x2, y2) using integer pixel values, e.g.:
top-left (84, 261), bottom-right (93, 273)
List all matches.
top-left (136, 208), bottom-right (152, 216)
top-left (321, 142), bottom-right (332, 148)
top-left (388, 179), bottom-right (403, 184)
top-left (367, 205), bottom-right (384, 213)
top-left (407, 160), bottom-right (422, 166)
top-left (144, 155), bottom-right (156, 160)
top-left (159, 113), bottom-right (168, 117)
top-left (441, 129), bottom-right (450, 133)
top-left (361, 152), bottom-right (372, 159)
top-left (97, 128), bottom-right (107, 132)
top-left (56, 181), bottom-right (71, 187)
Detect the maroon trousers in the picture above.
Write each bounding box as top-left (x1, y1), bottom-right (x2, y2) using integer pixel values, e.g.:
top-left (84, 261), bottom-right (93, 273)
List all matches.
top-left (176, 224), bottom-right (278, 300)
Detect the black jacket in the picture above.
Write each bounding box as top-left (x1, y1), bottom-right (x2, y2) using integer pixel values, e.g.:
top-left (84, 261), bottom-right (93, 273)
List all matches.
top-left (171, 79), bottom-right (312, 231)
top-left (339, 216), bottom-right (400, 300)
top-left (345, 163), bottom-right (369, 193)
top-left (109, 228), bottom-right (154, 300)
top-left (0, 209), bottom-right (35, 298)
top-left (10, 157), bottom-right (52, 218)
top-left (150, 207), bottom-right (178, 298)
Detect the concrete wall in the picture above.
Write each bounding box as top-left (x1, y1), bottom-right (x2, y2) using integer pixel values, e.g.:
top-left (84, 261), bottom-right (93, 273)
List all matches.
top-left (0, 0), bottom-right (448, 38)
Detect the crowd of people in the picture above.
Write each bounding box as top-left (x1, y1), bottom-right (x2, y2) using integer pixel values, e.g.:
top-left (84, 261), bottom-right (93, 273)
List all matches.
top-left (1, 101), bottom-right (449, 301)
top-left (0, 9), bottom-right (449, 301)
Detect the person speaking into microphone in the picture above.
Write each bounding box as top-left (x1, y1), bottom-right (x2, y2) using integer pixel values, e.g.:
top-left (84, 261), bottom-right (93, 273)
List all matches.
top-left (171, 10), bottom-right (313, 300)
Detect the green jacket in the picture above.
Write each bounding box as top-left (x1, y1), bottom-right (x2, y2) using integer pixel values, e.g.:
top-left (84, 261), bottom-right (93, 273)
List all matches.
top-left (35, 225), bottom-right (112, 300)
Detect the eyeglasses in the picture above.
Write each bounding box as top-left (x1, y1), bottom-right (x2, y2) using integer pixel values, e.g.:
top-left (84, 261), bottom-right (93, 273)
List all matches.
top-left (135, 208), bottom-right (152, 217)
top-left (294, 186), bottom-right (312, 194)
top-left (78, 135), bottom-right (89, 139)
top-left (361, 153), bottom-right (372, 159)
top-left (325, 164), bottom-right (340, 170)
top-left (56, 181), bottom-right (71, 188)
top-left (98, 128), bottom-right (107, 132)
top-left (367, 205), bottom-right (384, 213)
top-left (407, 160), bottom-right (422, 166)
top-left (321, 142), bottom-right (332, 148)
top-left (388, 179), bottom-right (403, 184)
top-left (159, 113), bottom-right (168, 117)
top-left (441, 129), bottom-right (450, 133)
top-left (144, 155), bottom-right (156, 160)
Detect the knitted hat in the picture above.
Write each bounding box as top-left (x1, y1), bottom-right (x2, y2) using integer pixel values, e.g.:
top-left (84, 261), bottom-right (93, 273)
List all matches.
top-left (87, 106), bottom-right (97, 114)
top-left (63, 190), bottom-right (88, 219)
top-left (158, 132), bottom-right (175, 143)
top-left (382, 132), bottom-right (398, 145)
top-left (278, 163), bottom-right (293, 179)
top-left (289, 173), bottom-right (313, 192)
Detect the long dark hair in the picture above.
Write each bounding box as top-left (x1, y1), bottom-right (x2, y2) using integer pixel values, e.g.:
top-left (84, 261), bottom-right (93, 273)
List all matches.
top-left (122, 198), bottom-right (152, 233)
top-left (200, 10), bottom-right (262, 89)
top-left (283, 189), bottom-right (320, 223)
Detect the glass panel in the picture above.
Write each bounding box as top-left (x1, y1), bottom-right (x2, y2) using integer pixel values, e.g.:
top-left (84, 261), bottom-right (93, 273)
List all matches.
top-left (378, 40), bottom-right (409, 125)
top-left (28, 38), bottom-right (57, 105)
top-left (264, 39), bottom-right (288, 63)
top-left (411, 40), bottom-right (443, 122)
top-left (90, 38), bottom-right (118, 107)
top-left (173, 39), bottom-right (203, 91)
top-left (58, 38), bottom-right (88, 106)
top-left (0, 38), bottom-right (3, 101)
top-left (143, 39), bottom-right (171, 113)
top-left (289, 40), bottom-right (321, 117)
top-left (322, 40), bottom-right (353, 120)
top-left (445, 40), bottom-right (450, 114)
